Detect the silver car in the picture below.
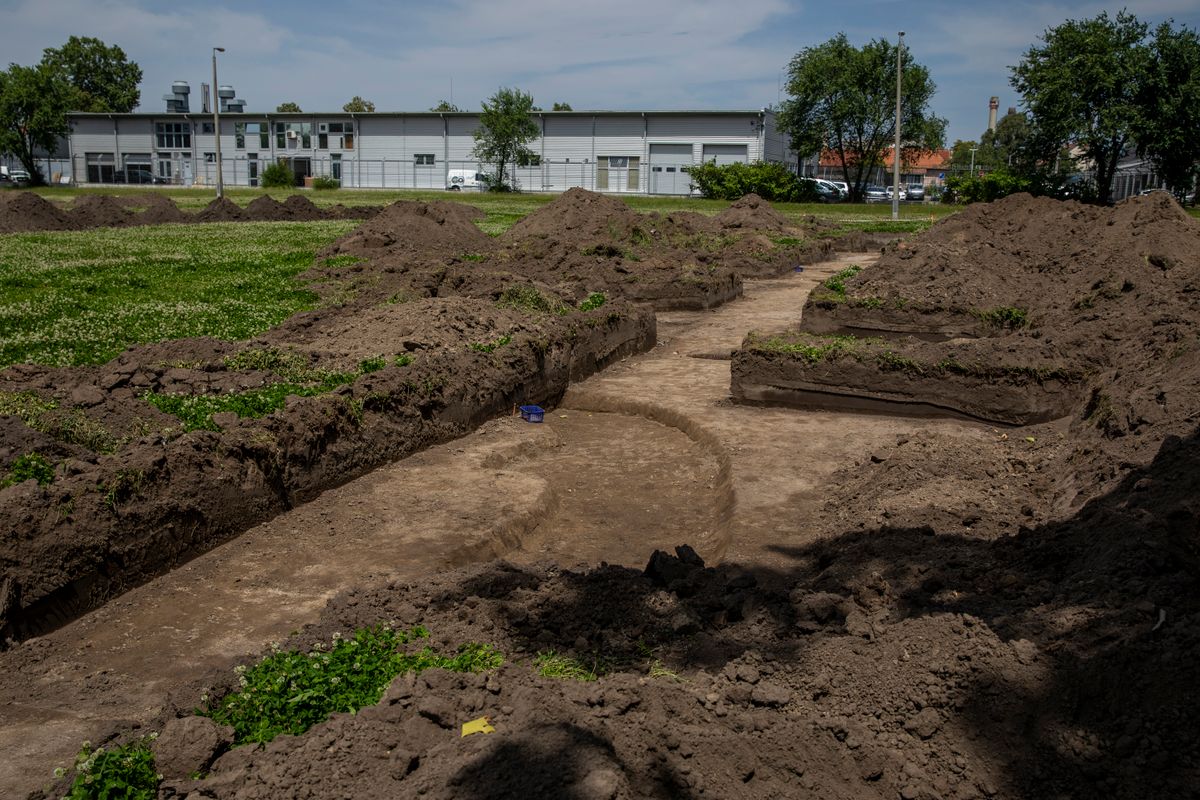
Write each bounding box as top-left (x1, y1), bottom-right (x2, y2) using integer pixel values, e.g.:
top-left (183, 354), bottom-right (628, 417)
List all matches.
top-left (864, 185), bottom-right (888, 203)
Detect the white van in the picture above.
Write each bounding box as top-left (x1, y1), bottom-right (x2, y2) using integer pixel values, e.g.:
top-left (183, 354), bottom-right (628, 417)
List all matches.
top-left (447, 169), bottom-right (487, 191)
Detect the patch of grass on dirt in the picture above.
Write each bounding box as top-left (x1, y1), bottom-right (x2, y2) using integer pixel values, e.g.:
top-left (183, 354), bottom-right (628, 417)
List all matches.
top-left (973, 306), bottom-right (1029, 330)
top-left (816, 265), bottom-right (862, 302)
top-left (202, 624), bottom-right (503, 745)
top-left (61, 736), bottom-right (159, 800)
top-left (0, 221), bottom-right (356, 367)
top-left (0, 389), bottom-right (57, 424)
top-left (0, 390), bottom-right (117, 453)
top-left (496, 284), bottom-right (570, 315)
top-left (534, 650), bottom-right (604, 681)
top-left (470, 334), bottom-right (512, 353)
top-left (3, 452), bottom-right (55, 488)
top-left (578, 292), bottom-right (607, 312)
top-left (745, 331), bottom-right (874, 364)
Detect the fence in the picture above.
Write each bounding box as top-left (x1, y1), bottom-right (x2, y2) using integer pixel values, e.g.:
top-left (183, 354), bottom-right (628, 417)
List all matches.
top-left (1, 155), bottom-right (73, 184)
top-left (68, 155), bottom-right (700, 196)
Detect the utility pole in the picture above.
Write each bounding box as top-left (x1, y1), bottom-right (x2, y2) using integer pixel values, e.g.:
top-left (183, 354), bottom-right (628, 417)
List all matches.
top-left (970, 147), bottom-right (978, 175)
top-left (212, 47), bottom-right (225, 198)
top-left (892, 31), bottom-right (904, 221)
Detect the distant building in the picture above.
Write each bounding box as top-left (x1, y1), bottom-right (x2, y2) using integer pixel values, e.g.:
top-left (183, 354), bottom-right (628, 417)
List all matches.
top-left (65, 84), bottom-right (800, 195)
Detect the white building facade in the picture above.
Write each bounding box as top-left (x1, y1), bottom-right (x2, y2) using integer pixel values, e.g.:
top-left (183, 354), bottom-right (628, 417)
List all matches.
top-left (65, 110), bottom-right (798, 195)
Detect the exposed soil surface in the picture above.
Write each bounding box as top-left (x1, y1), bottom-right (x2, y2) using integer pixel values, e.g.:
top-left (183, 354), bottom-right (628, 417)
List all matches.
top-left (6, 191), bottom-right (1195, 799)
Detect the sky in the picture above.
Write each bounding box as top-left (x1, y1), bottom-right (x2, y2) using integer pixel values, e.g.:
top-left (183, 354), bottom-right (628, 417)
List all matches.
top-left (4, 0), bottom-right (1199, 145)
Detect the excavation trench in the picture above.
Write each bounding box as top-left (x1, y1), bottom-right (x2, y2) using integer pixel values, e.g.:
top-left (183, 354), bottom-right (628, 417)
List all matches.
top-left (0, 252), bottom-right (995, 795)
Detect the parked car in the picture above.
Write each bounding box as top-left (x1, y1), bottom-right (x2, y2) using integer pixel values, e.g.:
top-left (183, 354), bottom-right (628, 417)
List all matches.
top-left (829, 180), bottom-right (850, 197)
top-left (8, 168), bottom-right (32, 186)
top-left (864, 185), bottom-right (888, 203)
top-left (886, 185), bottom-right (908, 201)
top-left (114, 166), bottom-right (167, 185)
top-left (801, 177), bottom-right (842, 203)
top-left (906, 183), bottom-right (925, 201)
top-left (447, 169), bottom-right (486, 191)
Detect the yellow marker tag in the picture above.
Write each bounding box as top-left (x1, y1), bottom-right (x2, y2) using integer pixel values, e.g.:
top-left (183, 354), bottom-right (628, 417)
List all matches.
top-left (461, 717), bottom-right (496, 737)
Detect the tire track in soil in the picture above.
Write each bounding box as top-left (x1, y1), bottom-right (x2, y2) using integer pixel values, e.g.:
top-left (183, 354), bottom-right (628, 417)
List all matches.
top-left (0, 252), bottom-right (989, 795)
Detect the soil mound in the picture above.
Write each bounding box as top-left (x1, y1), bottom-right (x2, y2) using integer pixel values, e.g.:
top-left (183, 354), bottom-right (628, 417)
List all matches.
top-left (134, 195), bottom-right (190, 225)
top-left (326, 203), bottom-right (383, 219)
top-left (243, 195), bottom-right (292, 221)
top-left (68, 195), bottom-right (135, 228)
top-left (194, 197), bottom-right (247, 223)
top-left (715, 192), bottom-right (796, 231)
top-left (503, 187), bottom-right (643, 243)
top-left (322, 199), bottom-right (493, 259)
top-left (0, 191), bottom-right (76, 232)
top-left (280, 194), bottom-right (332, 221)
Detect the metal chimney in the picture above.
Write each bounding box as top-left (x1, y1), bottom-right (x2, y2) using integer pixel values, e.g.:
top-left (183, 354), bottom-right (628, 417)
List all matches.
top-left (201, 83), bottom-right (211, 114)
top-left (988, 97), bottom-right (999, 131)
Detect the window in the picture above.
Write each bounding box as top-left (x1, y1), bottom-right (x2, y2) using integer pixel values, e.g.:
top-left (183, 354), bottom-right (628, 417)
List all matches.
top-left (275, 121), bottom-right (311, 149)
top-left (414, 153), bottom-right (435, 166)
top-left (155, 122), bottom-right (191, 149)
top-left (607, 156), bottom-right (630, 168)
top-left (235, 122), bottom-right (268, 149)
top-left (85, 152), bottom-right (115, 183)
top-left (201, 123), bottom-right (214, 134)
top-left (204, 152), bottom-right (216, 163)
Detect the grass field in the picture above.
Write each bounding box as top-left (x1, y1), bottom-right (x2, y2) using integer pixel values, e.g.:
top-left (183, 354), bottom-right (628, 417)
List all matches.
top-left (0, 221), bottom-right (355, 367)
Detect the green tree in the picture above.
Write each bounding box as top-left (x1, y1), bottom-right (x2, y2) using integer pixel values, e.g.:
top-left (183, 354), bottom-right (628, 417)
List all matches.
top-left (430, 100), bottom-right (462, 112)
top-left (342, 96), bottom-right (375, 112)
top-left (551, 102), bottom-right (573, 111)
top-left (42, 36), bottom-right (141, 112)
top-left (472, 87), bottom-right (539, 191)
top-left (1135, 22), bottom-right (1200, 201)
top-left (276, 101), bottom-right (302, 112)
top-left (0, 63), bottom-right (72, 184)
top-left (777, 33), bottom-right (946, 201)
top-left (1011, 11), bottom-right (1150, 205)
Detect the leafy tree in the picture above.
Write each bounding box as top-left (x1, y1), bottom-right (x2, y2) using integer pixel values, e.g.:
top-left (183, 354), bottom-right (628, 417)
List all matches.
top-left (1135, 22), bottom-right (1200, 202)
top-left (1010, 11), bottom-right (1150, 205)
top-left (42, 36), bottom-right (141, 112)
top-left (551, 102), bottom-right (573, 111)
top-left (0, 63), bottom-right (72, 184)
top-left (276, 101), bottom-right (302, 112)
top-left (777, 33), bottom-right (946, 201)
top-left (430, 100), bottom-right (462, 112)
top-left (472, 87), bottom-right (539, 191)
top-left (342, 96), bottom-right (375, 112)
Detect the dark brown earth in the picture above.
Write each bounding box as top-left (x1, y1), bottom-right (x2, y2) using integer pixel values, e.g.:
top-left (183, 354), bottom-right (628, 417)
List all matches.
top-left (9, 190), bottom-right (1196, 799)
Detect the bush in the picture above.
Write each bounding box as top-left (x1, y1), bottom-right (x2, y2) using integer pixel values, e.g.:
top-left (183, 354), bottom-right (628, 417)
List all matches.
top-left (683, 161), bottom-right (820, 202)
top-left (943, 170), bottom-right (1032, 204)
top-left (312, 176), bottom-right (340, 190)
top-left (261, 161), bottom-right (294, 188)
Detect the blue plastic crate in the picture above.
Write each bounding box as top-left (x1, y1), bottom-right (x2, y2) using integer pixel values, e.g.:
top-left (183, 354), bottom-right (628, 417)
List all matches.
top-left (519, 405), bottom-right (545, 423)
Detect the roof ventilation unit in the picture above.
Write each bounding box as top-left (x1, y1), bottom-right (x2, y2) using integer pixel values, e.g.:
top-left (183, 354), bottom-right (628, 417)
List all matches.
top-left (163, 81), bottom-right (191, 113)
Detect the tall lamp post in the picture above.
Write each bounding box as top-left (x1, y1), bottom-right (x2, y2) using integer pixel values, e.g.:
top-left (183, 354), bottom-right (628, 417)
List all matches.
top-left (892, 31), bottom-right (904, 221)
top-left (212, 46), bottom-right (225, 199)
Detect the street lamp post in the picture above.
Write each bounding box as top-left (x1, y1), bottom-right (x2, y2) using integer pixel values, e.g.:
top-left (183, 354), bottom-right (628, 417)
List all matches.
top-left (892, 31), bottom-right (904, 221)
top-left (969, 147), bottom-right (978, 175)
top-left (212, 47), bottom-right (225, 199)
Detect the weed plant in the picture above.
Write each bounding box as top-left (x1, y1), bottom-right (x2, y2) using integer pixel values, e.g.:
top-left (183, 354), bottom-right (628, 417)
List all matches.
top-left (578, 292), bottom-right (607, 312)
top-left (496, 285), bottom-right (570, 315)
top-left (818, 265), bottom-right (863, 301)
top-left (203, 625), bottom-right (503, 745)
top-left (973, 306), bottom-right (1029, 330)
top-left (470, 334), bottom-right (512, 353)
top-left (0, 390), bottom-right (116, 452)
top-left (746, 332), bottom-right (873, 364)
top-left (0, 222), bottom-right (355, 367)
top-left (534, 650), bottom-right (604, 681)
top-left (3, 452), bottom-right (55, 487)
top-left (62, 736), bottom-right (159, 800)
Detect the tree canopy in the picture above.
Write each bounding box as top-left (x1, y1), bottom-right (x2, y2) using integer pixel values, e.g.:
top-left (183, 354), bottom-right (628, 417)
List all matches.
top-left (777, 33), bottom-right (946, 201)
top-left (430, 100), bottom-right (462, 112)
top-left (42, 36), bottom-right (141, 113)
top-left (472, 87), bottom-right (539, 191)
top-left (276, 101), bottom-right (302, 112)
top-left (342, 96), bottom-right (375, 112)
top-left (551, 102), bottom-right (573, 111)
top-left (1011, 11), bottom-right (1151, 205)
top-left (1134, 22), bottom-right (1200, 200)
top-left (0, 64), bottom-right (73, 183)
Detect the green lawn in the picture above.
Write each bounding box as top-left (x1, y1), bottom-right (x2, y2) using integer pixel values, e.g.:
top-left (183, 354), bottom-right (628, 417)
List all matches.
top-left (0, 221), bottom-right (355, 367)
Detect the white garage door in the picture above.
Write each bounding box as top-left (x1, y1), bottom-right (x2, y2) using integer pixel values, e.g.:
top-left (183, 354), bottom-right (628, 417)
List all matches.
top-left (649, 143), bottom-right (693, 195)
top-left (701, 144), bottom-right (748, 166)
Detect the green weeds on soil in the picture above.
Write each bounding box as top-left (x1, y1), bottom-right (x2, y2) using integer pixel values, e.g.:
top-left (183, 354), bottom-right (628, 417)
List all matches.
top-left (534, 650), bottom-right (604, 682)
top-left (3, 451), bottom-right (55, 487)
top-left (746, 331), bottom-right (876, 364)
top-left (0, 221), bottom-right (355, 368)
top-left (973, 306), bottom-right (1030, 330)
top-left (496, 284), bottom-right (570, 315)
top-left (0, 390), bottom-right (117, 453)
top-left (61, 736), bottom-right (159, 800)
top-left (202, 625), bottom-right (503, 745)
top-left (469, 334), bottom-right (513, 353)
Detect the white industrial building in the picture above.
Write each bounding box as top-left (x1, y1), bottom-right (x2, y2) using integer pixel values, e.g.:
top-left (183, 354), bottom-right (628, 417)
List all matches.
top-left (65, 87), bottom-right (798, 195)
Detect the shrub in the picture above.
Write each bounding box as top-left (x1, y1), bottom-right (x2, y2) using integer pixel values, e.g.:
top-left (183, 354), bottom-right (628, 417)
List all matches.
top-left (261, 161), bottom-right (294, 188)
top-left (943, 170), bottom-right (1032, 204)
top-left (683, 161), bottom-right (820, 202)
top-left (312, 176), bottom-right (340, 190)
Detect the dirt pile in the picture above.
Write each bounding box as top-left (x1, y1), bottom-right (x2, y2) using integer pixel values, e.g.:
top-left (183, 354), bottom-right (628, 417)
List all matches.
top-left (195, 197), bottom-right (248, 223)
top-left (242, 195), bottom-right (293, 221)
top-left (280, 194), bottom-right (333, 221)
top-left (715, 192), bottom-right (798, 232)
top-left (736, 194), bottom-right (1200, 465)
top-left (68, 195), bottom-right (136, 228)
top-left (321, 199), bottom-right (494, 260)
top-left (0, 191), bottom-right (77, 232)
top-left (133, 194), bottom-right (191, 224)
top-left (505, 187), bottom-right (645, 242)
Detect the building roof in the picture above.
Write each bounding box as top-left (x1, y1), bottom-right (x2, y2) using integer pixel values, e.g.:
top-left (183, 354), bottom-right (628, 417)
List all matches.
top-left (818, 147), bottom-right (950, 170)
top-left (67, 109), bottom-right (773, 120)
